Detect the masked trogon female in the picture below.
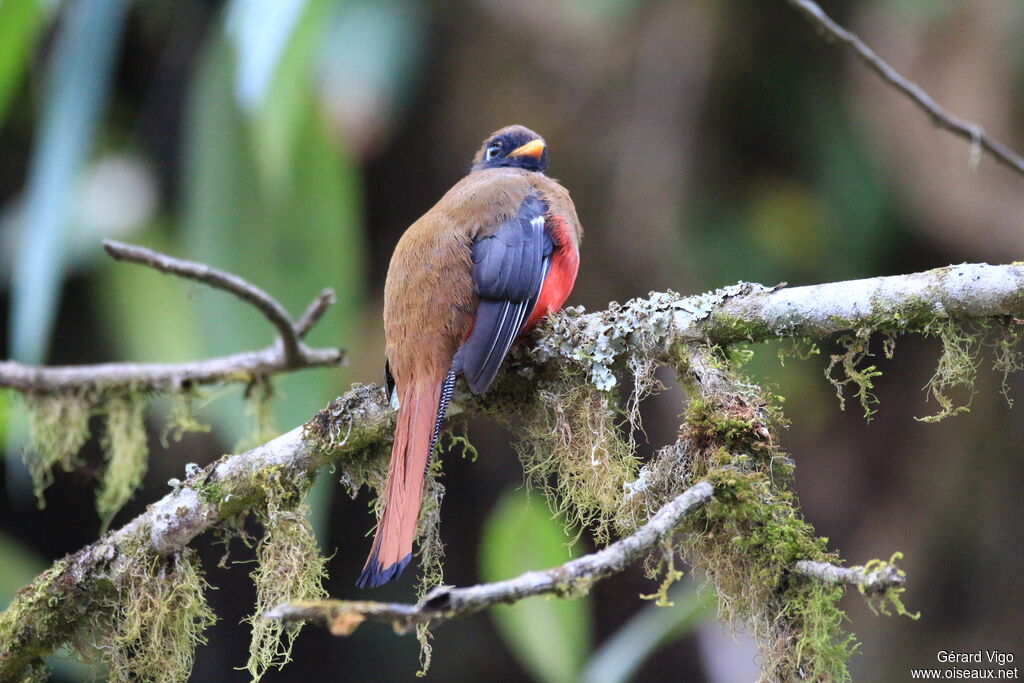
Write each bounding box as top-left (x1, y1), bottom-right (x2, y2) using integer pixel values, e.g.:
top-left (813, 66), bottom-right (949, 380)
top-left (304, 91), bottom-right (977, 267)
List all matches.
top-left (358, 125), bottom-right (582, 588)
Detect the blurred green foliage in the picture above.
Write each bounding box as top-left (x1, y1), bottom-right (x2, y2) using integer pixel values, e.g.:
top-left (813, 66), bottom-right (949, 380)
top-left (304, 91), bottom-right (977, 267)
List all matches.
top-left (581, 580), bottom-right (713, 683)
top-left (180, 31), bottom-right (364, 438)
top-left (0, 0), bottom-right (49, 128)
top-left (480, 487), bottom-right (593, 683)
top-left (8, 0), bottom-right (127, 364)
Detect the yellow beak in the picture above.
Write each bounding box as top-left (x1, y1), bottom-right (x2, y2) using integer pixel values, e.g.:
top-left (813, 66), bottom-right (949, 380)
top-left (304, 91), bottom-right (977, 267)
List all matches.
top-left (507, 138), bottom-right (546, 159)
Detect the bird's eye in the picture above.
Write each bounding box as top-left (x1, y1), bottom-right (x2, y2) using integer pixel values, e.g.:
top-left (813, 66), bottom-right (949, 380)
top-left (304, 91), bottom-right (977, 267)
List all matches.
top-left (485, 143), bottom-right (501, 160)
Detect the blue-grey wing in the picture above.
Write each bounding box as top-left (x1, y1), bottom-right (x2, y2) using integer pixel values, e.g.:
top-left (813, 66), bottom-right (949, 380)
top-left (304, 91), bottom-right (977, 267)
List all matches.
top-left (453, 194), bottom-right (553, 394)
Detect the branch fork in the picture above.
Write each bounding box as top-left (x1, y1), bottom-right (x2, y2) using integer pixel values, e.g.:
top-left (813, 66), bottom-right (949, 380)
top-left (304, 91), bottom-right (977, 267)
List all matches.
top-left (0, 241), bottom-right (345, 394)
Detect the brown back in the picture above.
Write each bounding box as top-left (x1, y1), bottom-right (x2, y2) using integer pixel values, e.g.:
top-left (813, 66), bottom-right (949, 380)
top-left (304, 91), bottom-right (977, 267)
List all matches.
top-left (383, 168), bottom-right (582, 389)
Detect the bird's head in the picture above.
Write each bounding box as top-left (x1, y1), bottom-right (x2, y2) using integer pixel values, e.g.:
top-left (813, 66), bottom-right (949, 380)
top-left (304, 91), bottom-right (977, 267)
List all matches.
top-left (471, 125), bottom-right (548, 173)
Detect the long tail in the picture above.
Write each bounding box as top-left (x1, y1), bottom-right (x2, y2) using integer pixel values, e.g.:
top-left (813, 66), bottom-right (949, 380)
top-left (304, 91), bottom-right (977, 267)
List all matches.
top-left (357, 370), bottom-right (455, 588)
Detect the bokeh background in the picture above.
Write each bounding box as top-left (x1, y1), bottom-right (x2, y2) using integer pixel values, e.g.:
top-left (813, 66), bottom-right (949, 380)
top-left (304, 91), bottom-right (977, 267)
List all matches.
top-left (2, 0), bottom-right (1023, 681)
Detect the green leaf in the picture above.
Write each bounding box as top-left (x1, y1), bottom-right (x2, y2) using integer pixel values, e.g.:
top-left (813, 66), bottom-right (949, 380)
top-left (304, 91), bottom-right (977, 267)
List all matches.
top-left (227, 0), bottom-right (329, 186)
top-left (181, 33), bottom-right (365, 442)
top-left (8, 0), bottom-right (128, 364)
top-left (581, 581), bottom-right (713, 683)
top-left (0, 0), bottom-right (49, 128)
top-left (480, 488), bottom-right (593, 683)
top-left (0, 389), bottom-right (9, 448)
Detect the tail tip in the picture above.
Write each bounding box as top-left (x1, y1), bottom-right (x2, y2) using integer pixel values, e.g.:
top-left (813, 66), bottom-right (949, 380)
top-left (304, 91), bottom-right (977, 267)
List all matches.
top-left (356, 552), bottom-right (413, 589)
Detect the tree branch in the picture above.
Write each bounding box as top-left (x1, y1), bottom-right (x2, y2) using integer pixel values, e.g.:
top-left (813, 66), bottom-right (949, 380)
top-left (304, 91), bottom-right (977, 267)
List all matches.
top-left (0, 243), bottom-right (345, 393)
top-left (103, 240), bottom-right (305, 362)
top-left (794, 559), bottom-right (906, 596)
top-left (2, 263), bottom-right (1022, 677)
top-left (265, 481), bottom-right (714, 635)
top-left (0, 347), bottom-right (344, 394)
top-left (295, 288), bottom-right (337, 338)
top-left (535, 263), bottom-right (1024, 391)
top-left (0, 385), bottom-right (394, 677)
top-left (786, 0), bottom-right (1024, 179)
top-left (265, 541), bottom-right (907, 638)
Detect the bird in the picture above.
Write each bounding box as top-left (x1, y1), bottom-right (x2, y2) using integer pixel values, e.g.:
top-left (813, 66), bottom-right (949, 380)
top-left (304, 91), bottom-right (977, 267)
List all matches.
top-left (358, 125), bottom-right (583, 588)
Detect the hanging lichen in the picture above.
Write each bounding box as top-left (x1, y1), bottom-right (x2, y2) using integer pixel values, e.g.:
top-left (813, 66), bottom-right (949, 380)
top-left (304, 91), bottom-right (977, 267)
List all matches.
top-left (161, 389), bottom-right (212, 445)
top-left (245, 476), bottom-right (328, 682)
top-left (620, 437), bottom-right (693, 534)
top-left (675, 352), bottom-right (857, 680)
top-left (95, 548), bottom-right (216, 683)
top-left (513, 370), bottom-right (638, 545)
top-left (917, 319), bottom-right (981, 422)
top-left (992, 320), bottom-right (1024, 405)
top-left (239, 376), bottom-right (278, 451)
top-left (413, 457), bottom-right (449, 676)
top-left (23, 390), bottom-right (92, 505)
top-left (97, 395), bottom-right (150, 528)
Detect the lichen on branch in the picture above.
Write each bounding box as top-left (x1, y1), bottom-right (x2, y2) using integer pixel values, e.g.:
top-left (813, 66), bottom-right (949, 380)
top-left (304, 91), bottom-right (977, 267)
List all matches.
top-left (4, 263), bottom-right (1024, 681)
top-left (94, 548), bottom-right (217, 683)
top-left (674, 348), bottom-right (854, 680)
top-left (2, 240), bottom-right (346, 525)
top-left (245, 475), bottom-right (329, 681)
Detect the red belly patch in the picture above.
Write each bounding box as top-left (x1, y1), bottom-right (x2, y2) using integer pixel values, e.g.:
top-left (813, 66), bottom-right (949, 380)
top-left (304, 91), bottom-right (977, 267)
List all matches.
top-left (525, 215), bottom-right (579, 331)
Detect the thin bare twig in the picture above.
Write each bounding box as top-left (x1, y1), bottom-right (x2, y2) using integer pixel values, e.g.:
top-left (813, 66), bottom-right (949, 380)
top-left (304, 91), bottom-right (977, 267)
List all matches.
top-left (0, 243), bottom-right (345, 393)
top-left (794, 559), bottom-right (906, 596)
top-left (787, 0), bottom-right (1024, 179)
top-left (295, 288), bottom-right (337, 338)
top-left (103, 239), bottom-right (305, 363)
top-left (265, 481), bottom-right (715, 635)
top-left (0, 347), bottom-right (344, 394)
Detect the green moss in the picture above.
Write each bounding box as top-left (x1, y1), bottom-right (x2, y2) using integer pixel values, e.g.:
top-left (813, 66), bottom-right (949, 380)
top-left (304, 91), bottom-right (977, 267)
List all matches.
top-left (0, 559), bottom-right (104, 678)
top-left (416, 458), bottom-right (447, 598)
top-left (162, 390), bottom-right (211, 445)
top-left (863, 292), bottom-right (937, 333)
top-left (510, 370), bottom-right (638, 544)
top-left (96, 547), bottom-right (216, 683)
top-left (440, 422), bottom-right (479, 462)
top-left (240, 377), bottom-right (277, 451)
top-left (195, 478), bottom-right (224, 506)
top-left (777, 337), bottom-right (821, 366)
top-left (825, 328), bottom-right (883, 418)
top-left (97, 395), bottom-right (150, 529)
top-left (708, 312), bottom-right (776, 344)
top-left (245, 475), bottom-right (328, 681)
top-left (674, 353), bottom-right (855, 680)
top-left (917, 319), bottom-right (980, 422)
top-left (22, 659), bottom-right (48, 682)
top-left (639, 543), bottom-right (684, 607)
top-left (858, 553), bottom-right (919, 620)
top-left (23, 390), bottom-right (92, 506)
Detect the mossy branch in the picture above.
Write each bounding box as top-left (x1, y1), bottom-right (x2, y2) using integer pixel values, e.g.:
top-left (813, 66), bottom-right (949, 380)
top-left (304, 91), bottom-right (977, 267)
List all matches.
top-left (2, 263), bottom-right (1023, 680)
top-left (265, 481), bottom-right (714, 635)
top-left (794, 559), bottom-right (905, 596)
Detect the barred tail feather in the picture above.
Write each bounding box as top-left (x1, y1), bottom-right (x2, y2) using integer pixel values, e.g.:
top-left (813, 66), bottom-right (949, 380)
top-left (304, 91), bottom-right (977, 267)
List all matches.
top-left (358, 371), bottom-right (455, 588)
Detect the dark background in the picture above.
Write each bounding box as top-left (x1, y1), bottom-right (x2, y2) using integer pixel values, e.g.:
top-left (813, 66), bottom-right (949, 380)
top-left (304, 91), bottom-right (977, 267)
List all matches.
top-left (1, 0), bottom-right (1022, 680)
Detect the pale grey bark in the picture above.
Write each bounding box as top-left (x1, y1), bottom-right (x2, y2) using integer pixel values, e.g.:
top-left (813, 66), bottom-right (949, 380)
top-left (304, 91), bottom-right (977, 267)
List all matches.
top-left (3, 263), bottom-right (1022, 677)
top-left (266, 481), bottom-right (715, 634)
top-left (794, 559), bottom-right (906, 595)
